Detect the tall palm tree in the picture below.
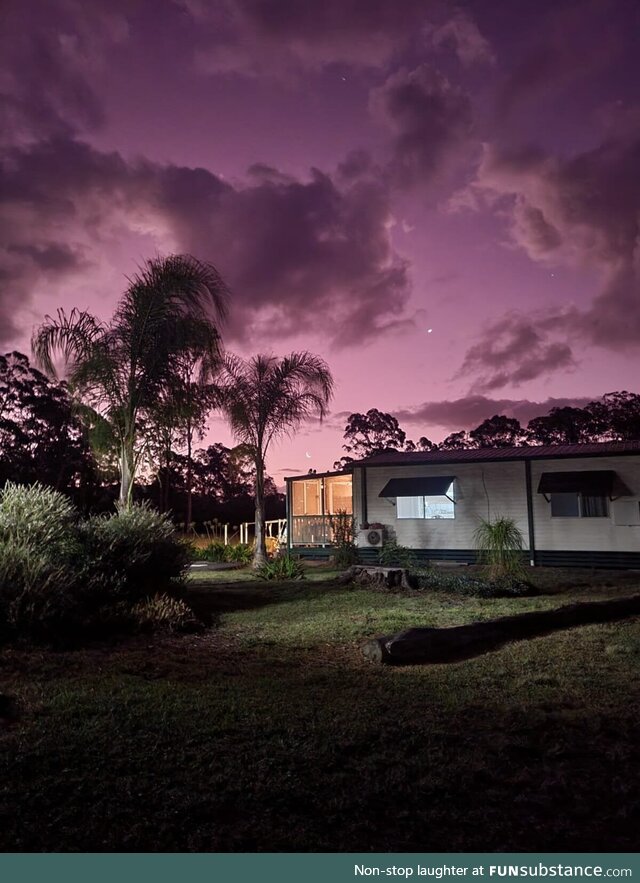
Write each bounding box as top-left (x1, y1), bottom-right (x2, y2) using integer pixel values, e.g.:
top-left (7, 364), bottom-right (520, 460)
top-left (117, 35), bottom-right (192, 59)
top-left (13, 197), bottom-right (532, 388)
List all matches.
top-left (32, 254), bottom-right (228, 506)
top-left (218, 352), bottom-right (334, 567)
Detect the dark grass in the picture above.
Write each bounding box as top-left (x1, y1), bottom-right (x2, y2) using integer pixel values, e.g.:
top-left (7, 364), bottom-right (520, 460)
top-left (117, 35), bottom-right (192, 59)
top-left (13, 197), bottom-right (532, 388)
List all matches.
top-left (1, 567), bottom-right (639, 851)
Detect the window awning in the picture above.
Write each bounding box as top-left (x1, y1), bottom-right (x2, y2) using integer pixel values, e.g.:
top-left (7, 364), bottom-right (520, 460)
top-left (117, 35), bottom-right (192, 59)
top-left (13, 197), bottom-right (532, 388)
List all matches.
top-left (537, 470), bottom-right (619, 496)
top-left (379, 476), bottom-right (455, 498)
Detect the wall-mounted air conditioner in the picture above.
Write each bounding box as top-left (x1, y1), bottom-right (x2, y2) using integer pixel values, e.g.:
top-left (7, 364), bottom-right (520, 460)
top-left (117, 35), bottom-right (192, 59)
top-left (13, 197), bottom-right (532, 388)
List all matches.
top-left (357, 527), bottom-right (385, 548)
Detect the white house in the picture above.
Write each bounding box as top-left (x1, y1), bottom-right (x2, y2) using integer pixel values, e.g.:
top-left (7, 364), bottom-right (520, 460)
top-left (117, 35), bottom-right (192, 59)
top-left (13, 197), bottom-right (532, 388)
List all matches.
top-left (285, 441), bottom-right (640, 569)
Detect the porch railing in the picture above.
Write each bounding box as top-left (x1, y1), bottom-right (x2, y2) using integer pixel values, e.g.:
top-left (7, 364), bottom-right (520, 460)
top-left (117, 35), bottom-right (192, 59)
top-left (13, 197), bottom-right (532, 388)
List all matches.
top-left (290, 515), bottom-right (334, 546)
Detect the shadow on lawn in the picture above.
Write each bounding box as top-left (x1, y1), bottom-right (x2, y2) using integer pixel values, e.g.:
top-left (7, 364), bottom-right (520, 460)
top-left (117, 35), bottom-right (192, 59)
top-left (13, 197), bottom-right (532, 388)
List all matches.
top-left (186, 578), bottom-right (352, 623)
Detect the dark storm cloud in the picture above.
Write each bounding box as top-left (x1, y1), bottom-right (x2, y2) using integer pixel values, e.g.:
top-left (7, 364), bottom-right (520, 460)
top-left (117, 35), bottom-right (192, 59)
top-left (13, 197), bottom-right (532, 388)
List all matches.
top-left (425, 10), bottom-right (495, 67)
top-left (183, 0), bottom-right (437, 74)
top-left (457, 313), bottom-right (577, 393)
top-left (495, 1), bottom-right (623, 123)
top-left (395, 395), bottom-right (592, 432)
top-left (181, 0), bottom-right (493, 78)
top-left (369, 65), bottom-right (474, 188)
top-left (453, 124), bottom-right (640, 388)
top-left (0, 137), bottom-right (411, 348)
top-left (0, 0), bottom-right (129, 145)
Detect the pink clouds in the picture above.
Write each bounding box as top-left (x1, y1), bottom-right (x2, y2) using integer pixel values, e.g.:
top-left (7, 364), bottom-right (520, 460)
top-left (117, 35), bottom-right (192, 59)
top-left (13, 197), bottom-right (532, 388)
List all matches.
top-left (453, 127), bottom-right (640, 388)
top-left (0, 136), bottom-right (412, 347)
top-left (370, 64), bottom-right (474, 188)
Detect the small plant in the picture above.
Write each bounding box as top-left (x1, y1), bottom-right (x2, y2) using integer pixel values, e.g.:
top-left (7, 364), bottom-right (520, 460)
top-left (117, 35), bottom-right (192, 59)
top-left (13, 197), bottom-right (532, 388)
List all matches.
top-left (330, 509), bottom-right (358, 569)
top-left (132, 594), bottom-right (201, 632)
top-left (256, 554), bottom-right (306, 581)
top-left (379, 539), bottom-right (417, 569)
top-left (192, 541), bottom-right (228, 562)
top-left (473, 516), bottom-right (525, 578)
top-left (225, 543), bottom-right (253, 564)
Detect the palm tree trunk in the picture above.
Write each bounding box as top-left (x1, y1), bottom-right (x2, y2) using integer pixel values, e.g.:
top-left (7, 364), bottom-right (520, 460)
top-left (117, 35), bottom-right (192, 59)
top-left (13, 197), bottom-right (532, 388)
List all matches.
top-left (119, 436), bottom-right (135, 508)
top-left (252, 456), bottom-right (267, 568)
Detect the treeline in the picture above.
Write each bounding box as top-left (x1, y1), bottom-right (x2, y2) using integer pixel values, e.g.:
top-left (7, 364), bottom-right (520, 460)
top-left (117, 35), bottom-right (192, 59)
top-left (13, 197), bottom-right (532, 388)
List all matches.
top-left (0, 351), bottom-right (284, 527)
top-left (333, 395), bottom-right (640, 468)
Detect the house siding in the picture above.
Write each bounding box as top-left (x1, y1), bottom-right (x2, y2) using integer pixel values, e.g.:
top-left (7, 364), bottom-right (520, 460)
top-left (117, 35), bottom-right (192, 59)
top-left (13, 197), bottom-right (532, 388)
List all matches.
top-left (361, 460), bottom-right (530, 551)
top-left (530, 455), bottom-right (640, 553)
top-left (358, 455), bottom-right (640, 558)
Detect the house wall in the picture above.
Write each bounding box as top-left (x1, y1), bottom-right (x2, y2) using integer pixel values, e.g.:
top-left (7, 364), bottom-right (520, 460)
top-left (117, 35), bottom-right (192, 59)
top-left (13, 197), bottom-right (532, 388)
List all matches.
top-left (359, 455), bottom-right (640, 555)
top-left (361, 460), bottom-right (530, 551)
top-left (530, 455), bottom-right (640, 553)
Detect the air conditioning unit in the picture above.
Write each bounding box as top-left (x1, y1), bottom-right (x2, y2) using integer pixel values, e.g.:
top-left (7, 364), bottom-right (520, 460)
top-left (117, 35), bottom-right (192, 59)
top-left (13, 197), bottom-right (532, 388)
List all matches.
top-left (357, 527), bottom-right (385, 548)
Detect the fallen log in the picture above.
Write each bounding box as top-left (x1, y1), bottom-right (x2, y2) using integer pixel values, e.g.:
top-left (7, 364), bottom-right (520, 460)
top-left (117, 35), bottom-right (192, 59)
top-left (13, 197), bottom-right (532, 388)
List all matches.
top-left (363, 593), bottom-right (640, 665)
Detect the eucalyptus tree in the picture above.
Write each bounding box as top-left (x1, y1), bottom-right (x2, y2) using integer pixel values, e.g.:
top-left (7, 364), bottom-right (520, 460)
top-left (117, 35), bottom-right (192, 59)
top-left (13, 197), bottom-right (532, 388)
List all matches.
top-left (32, 254), bottom-right (228, 507)
top-left (218, 352), bottom-right (334, 567)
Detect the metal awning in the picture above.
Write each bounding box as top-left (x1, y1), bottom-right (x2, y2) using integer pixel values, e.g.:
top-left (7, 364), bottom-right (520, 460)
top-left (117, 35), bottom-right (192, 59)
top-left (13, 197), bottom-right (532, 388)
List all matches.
top-left (537, 470), bottom-right (618, 496)
top-left (379, 476), bottom-right (455, 498)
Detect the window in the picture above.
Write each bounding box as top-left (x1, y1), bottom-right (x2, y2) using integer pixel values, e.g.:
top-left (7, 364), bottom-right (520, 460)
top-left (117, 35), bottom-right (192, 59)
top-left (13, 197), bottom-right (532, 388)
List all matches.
top-left (324, 476), bottom-right (353, 514)
top-left (292, 479), bottom-right (321, 516)
top-left (550, 492), bottom-right (608, 518)
top-left (397, 484), bottom-right (455, 519)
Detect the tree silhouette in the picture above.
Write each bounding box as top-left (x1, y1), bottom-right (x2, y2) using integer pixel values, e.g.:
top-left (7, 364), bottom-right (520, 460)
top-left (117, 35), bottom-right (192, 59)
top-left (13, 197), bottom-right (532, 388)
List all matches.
top-left (218, 352), bottom-right (333, 567)
top-left (32, 254), bottom-right (228, 507)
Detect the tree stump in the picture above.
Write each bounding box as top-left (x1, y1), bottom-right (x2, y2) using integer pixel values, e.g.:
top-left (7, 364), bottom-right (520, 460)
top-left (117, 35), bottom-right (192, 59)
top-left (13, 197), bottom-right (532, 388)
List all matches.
top-left (337, 565), bottom-right (415, 590)
top-left (363, 593), bottom-right (640, 665)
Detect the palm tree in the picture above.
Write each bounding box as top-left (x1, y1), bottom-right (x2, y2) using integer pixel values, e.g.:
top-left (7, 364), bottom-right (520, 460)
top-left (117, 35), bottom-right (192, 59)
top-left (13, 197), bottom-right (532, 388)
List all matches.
top-left (32, 254), bottom-right (228, 507)
top-left (218, 352), bottom-right (334, 567)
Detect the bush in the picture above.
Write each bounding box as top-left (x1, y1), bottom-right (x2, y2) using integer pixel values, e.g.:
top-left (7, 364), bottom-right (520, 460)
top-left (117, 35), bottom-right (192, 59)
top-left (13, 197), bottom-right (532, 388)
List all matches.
top-left (329, 510), bottom-right (358, 569)
top-left (193, 541), bottom-right (227, 562)
top-left (0, 539), bottom-right (77, 641)
top-left (0, 484), bottom-right (81, 641)
top-left (132, 594), bottom-right (201, 632)
top-left (333, 543), bottom-right (359, 569)
top-left (0, 489), bottom-right (193, 644)
top-left (256, 554), bottom-right (305, 581)
top-left (191, 541), bottom-right (253, 564)
top-left (78, 503), bottom-right (190, 605)
top-left (225, 543), bottom-right (253, 564)
top-left (379, 539), bottom-right (418, 569)
top-left (0, 481), bottom-right (77, 553)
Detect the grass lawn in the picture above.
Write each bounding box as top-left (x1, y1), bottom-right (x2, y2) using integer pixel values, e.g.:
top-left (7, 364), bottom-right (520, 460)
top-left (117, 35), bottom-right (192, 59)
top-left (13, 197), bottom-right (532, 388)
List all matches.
top-left (1, 566), bottom-right (639, 852)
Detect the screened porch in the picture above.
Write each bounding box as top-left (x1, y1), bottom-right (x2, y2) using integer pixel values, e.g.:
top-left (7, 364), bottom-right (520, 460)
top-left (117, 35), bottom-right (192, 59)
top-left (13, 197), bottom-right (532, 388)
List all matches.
top-left (289, 473), bottom-right (353, 546)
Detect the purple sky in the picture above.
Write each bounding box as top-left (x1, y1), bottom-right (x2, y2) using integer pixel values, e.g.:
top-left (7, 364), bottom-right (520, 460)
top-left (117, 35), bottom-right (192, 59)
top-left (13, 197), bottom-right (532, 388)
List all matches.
top-left (2, 0), bottom-right (640, 480)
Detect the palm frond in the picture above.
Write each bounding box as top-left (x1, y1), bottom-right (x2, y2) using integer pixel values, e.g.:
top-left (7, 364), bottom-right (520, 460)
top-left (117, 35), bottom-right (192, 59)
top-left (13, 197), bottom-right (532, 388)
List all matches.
top-left (31, 308), bottom-right (105, 379)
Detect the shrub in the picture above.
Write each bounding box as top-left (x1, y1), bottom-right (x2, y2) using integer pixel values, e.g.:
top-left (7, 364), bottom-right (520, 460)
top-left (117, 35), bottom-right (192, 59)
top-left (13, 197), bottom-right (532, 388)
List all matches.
top-left (78, 503), bottom-right (190, 604)
top-left (0, 539), bottom-right (76, 640)
top-left (379, 539), bottom-right (418, 569)
top-left (333, 543), bottom-right (359, 569)
top-left (329, 509), bottom-right (358, 569)
top-left (0, 482), bottom-right (77, 553)
top-left (132, 593), bottom-right (201, 632)
top-left (0, 489), bottom-right (194, 643)
top-left (0, 485), bottom-right (82, 641)
top-left (473, 517), bottom-right (525, 578)
top-left (192, 541), bottom-right (228, 562)
top-left (225, 543), bottom-right (253, 564)
top-left (256, 554), bottom-right (305, 581)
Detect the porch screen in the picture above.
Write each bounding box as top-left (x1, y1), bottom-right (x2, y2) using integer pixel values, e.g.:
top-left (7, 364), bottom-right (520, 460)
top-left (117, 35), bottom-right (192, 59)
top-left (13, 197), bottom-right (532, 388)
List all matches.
top-left (324, 476), bottom-right (352, 514)
top-left (292, 479), bottom-right (321, 516)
